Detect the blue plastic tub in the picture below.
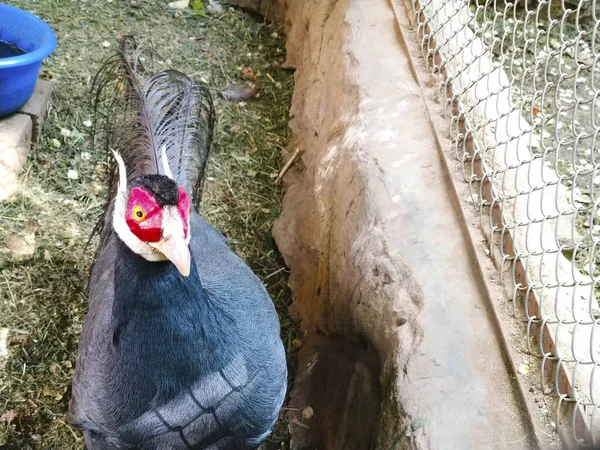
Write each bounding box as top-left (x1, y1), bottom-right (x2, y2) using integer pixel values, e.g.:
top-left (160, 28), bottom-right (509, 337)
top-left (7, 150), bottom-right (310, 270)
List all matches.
top-left (0, 4), bottom-right (57, 117)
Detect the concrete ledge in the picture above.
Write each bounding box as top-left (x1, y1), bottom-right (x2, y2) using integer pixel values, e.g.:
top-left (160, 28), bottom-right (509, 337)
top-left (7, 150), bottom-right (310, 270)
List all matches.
top-left (0, 79), bottom-right (53, 200)
top-left (0, 114), bottom-right (33, 200)
top-left (0, 114), bottom-right (32, 175)
top-left (18, 79), bottom-right (54, 145)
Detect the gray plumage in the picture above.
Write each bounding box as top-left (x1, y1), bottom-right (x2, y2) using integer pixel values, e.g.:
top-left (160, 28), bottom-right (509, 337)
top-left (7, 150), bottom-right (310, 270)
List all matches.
top-left (69, 37), bottom-right (287, 449)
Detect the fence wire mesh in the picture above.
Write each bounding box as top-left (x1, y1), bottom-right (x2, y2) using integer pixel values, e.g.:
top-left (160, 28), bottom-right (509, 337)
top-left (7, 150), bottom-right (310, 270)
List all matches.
top-left (409, 0), bottom-right (600, 446)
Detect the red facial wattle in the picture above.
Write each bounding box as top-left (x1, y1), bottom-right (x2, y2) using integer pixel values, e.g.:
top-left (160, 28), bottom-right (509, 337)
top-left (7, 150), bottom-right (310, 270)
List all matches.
top-left (125, 187), bottom-right (163, 242)
top-left (177, 186), bottom-right (191, 237)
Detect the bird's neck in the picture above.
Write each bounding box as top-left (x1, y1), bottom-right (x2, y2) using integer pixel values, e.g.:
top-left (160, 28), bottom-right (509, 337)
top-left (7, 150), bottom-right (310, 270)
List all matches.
top-left (111, 239), bottom-right (204, 340)
top-left (108, 239), bottom-right (227, 408)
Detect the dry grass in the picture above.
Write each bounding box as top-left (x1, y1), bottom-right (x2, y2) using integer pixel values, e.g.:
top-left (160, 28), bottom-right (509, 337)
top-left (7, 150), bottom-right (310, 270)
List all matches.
top-left (0, 1), bottom-right (297, 448)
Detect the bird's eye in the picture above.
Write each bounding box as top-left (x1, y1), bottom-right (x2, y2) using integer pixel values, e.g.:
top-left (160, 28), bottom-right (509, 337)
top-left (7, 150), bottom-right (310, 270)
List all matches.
top-left (133, 206), bottom-right (146, 221)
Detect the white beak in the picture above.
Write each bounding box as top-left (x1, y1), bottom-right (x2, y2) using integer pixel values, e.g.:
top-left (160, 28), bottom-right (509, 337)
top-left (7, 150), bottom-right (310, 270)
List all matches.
top-left (150, 234), bottom-right (191, 277)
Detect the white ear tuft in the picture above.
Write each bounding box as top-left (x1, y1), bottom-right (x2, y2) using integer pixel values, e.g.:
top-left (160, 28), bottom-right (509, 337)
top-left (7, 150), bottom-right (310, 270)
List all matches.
top-left (160, 145), bottom-right (174, 180)
top-left (112, 150), bottom-right (127, 196)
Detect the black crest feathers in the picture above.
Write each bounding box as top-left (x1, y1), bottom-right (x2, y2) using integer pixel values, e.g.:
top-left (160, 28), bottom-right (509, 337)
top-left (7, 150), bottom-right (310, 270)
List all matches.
top-left (92, 36), bottom-right (215, 205)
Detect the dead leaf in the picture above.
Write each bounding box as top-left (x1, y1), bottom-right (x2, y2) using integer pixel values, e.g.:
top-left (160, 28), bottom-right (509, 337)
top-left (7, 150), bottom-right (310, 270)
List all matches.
top-left (0, 410), bottom-right (17, 424)
top-left (42, 386), bottom-right (59, 397)
top-left (242, 66), bottom-right (258, 79)
top-left (5, 232), bottom-right (36, 261)
top-left (49, 363), bottom-right (61, 375)
top-left (221, 83), bottom-right (261, 102)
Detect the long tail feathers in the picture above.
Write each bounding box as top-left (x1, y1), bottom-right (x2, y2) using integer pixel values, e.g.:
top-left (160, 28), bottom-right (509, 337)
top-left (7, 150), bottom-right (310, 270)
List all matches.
top-left (92, 36), bottom-right (215, 204)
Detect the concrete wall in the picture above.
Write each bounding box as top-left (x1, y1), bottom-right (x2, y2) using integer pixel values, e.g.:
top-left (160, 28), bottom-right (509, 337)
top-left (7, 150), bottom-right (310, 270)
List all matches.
top-left (230, 0), bottom-right (539, 448)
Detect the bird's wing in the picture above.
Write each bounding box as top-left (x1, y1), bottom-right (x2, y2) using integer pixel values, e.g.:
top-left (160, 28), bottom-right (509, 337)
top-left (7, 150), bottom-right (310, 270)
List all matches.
top-left (69, 227), bottom-right (121, 441)
top-left (117, 353), bottom-right (284, 449)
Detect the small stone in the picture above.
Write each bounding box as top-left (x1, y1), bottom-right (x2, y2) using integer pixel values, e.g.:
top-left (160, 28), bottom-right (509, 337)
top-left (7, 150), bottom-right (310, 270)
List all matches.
top-left (207, 0), bottom-right (224, 13)
top-left (5, 233), bottom-right (36, 261)
top-left (0, 328), bottom-right (9, 365)
top-left (83, 120), bottom-right (92, 128)
top-left (168, 0), bottom-right (189, 9)
top-left (302, 406), bottom-right (314, 420)
top-left (101, 40), bottom-right (111, 48)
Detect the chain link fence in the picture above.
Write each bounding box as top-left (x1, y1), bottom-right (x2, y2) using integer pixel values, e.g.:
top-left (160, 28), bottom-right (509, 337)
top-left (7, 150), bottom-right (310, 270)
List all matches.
top-left (408, 0), bottom-right (600, 447)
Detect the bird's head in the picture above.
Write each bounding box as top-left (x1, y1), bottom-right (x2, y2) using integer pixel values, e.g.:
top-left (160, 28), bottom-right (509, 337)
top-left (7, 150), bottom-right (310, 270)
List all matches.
top-left (111, 151), bottom-right (192, 276)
